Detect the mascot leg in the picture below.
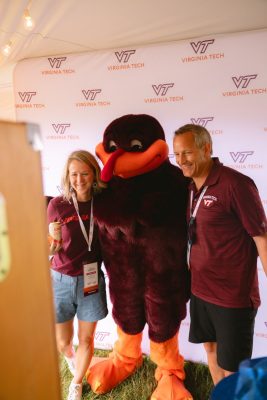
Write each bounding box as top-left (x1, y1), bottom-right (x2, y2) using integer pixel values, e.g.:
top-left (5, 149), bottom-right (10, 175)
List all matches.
top-left (150, 333), bottom-right (193, 400)
top-left (86, 326), bottom-right (143, 394)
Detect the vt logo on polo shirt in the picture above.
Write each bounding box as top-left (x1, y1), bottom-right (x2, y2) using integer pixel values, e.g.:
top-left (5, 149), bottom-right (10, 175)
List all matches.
top-left (203, 195), bottom-right (217, 208)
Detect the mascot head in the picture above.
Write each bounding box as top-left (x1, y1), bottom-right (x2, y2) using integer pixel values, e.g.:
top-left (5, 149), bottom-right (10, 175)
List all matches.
top-left (96, 114), bottom-right (169, 182)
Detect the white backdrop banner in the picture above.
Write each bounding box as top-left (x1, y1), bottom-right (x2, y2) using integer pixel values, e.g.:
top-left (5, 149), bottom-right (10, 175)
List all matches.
top-left (14, 29), bottom-right (267, 364)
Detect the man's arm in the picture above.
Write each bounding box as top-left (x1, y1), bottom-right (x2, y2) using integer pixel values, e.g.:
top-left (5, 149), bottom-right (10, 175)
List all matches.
top-left (253, 232), bottom-right (267, 276)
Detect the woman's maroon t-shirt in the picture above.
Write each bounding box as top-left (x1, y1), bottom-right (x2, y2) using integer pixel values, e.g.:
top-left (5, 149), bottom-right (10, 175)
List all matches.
top-left (47, 196), bottom-right (102, 276)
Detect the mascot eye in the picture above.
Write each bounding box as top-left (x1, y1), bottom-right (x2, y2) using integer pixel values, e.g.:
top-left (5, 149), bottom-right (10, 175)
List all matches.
top-left (130, 139), bottom-right (143, 152)
top-left (109, 140), bottom-right (118, 152)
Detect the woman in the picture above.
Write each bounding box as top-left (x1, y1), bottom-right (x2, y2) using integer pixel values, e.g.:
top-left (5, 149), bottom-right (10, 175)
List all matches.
top-left (47, 150), bottom-right (108, 400)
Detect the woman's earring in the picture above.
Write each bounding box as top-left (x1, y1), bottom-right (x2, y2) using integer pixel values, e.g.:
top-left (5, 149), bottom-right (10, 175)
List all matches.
top-left (92, 182), bottom-right (97, 189)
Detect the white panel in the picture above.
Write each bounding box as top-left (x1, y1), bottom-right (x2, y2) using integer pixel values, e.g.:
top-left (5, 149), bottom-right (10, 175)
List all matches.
top-left (13, 29), bottom-right (267, 363)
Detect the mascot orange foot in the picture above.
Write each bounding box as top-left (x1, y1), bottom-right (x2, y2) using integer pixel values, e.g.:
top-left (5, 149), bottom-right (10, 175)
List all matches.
top-left (86, 326), bottom-right (143, 394)
top-left (151, 369), bottom-right (192, 400)
top-left (150, 335), bottom-right (193, 400)
top-left (87, 326), bottom-right (192, 400)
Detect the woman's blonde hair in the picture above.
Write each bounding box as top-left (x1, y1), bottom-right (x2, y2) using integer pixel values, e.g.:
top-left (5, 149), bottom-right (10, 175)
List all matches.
top-left (61, 150), bottom-right (106, 201)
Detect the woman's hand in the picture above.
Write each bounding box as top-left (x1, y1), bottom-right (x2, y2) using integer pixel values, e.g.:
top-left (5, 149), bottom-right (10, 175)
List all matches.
top-left (48, 236), bottom-right (62, 255)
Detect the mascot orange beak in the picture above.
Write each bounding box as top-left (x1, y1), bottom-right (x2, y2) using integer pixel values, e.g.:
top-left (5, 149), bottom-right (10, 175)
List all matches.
top-left (96, 140), bottom-right (169, 182)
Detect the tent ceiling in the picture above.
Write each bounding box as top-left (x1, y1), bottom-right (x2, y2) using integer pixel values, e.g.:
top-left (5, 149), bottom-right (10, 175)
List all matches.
top-left (1, 0), bottom-right (267, 70)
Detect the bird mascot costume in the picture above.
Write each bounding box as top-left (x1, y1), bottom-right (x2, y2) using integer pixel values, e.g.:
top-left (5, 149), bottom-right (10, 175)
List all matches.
top-left (87, 114), bottom-right (192, 400)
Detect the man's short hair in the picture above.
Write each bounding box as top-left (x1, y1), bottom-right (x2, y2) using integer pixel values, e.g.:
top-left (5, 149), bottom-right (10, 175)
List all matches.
top-left (174, 124), bottom-right (213, 154)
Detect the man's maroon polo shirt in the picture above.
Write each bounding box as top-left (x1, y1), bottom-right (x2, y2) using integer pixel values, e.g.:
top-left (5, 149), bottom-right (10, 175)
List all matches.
top-left (189, 158), bottom-right (267, 309)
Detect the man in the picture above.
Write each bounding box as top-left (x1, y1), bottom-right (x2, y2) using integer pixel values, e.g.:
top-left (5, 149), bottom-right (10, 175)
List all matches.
top-left (173, 123), bottom-right (267, 385)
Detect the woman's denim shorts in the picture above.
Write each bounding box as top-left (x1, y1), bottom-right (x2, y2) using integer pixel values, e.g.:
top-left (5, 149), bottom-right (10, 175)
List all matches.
top-left (51, 269), bottom-right (108, 323)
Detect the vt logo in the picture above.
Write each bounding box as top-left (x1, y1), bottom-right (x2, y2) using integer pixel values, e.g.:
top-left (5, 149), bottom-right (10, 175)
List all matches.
top-left (204, 199), bottom-right (213, 207)
top-left (230, 151), bottom-right (254, 163)
top-left (191, 117), bottom-right (214, 127)
top-left (52, 124), bottom-right (71, 134)
top-left (18, 91), bottom-right (37, 102)
top-left (152, 83), bottom-right (174, 96)
top-left (190, 39), bottom-right (215, 54)
top-left (95, 331), bottom-right (110, 341)
top-left (232, 74), bottom-right (257, 89)
top-left (82, 89), bottom-right (102, 100)
top-left (115, 50), bottom-right (136, 63)
top-left (48, 57), bottom-right (67, 68)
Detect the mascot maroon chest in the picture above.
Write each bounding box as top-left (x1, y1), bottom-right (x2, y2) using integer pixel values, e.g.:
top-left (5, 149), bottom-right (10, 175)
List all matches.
top-left (87, 114), bottom-right (192, 400)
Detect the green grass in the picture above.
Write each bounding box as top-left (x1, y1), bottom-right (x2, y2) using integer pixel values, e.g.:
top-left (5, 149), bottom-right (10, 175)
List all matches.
top-left (60, 350), bottom-right (213, 400)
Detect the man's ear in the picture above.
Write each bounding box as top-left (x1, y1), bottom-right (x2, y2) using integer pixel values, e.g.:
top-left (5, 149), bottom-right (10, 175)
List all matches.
top-left (204, 142), bottom-right (212, 156)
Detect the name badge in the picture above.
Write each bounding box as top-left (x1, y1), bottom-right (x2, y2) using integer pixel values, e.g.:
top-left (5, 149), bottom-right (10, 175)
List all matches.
top-left (83, 261), bottom-right (99, 296)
